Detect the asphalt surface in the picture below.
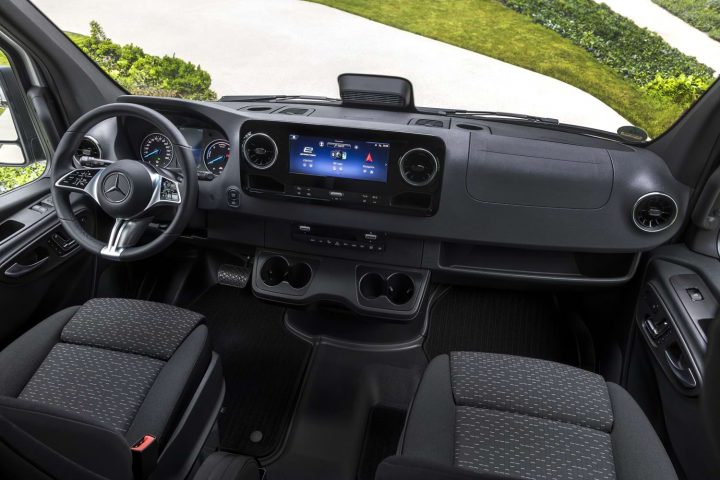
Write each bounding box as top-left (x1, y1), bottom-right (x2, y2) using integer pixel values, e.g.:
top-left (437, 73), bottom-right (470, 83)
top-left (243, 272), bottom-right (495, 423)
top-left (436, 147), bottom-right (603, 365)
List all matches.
top-left (34, 0), bottom-right (630, 131)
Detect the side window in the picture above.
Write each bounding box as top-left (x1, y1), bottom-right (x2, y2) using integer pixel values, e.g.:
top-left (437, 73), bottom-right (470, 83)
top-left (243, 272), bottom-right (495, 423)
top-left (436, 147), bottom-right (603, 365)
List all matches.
top-left (0, 50), bottom-right (47, 194)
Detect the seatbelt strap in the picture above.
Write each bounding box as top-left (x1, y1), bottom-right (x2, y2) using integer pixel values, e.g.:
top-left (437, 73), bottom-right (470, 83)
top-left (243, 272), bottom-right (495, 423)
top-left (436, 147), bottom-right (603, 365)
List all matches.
top-left (130, 434), bottom-right (158, 479)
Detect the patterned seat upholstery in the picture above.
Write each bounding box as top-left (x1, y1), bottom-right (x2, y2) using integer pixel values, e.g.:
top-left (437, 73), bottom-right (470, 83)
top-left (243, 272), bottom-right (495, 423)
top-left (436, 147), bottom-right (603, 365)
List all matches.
top-left (0, 298), bottom-right (214, 480)
top-left (377, 352), bottom-right (678, 480)
top-left (16, 298), bottom-right (204, 435)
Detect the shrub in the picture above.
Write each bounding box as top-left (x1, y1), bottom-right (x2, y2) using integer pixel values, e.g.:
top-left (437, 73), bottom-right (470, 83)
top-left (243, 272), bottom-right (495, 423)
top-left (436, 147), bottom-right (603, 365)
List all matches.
top-left (0, 161), bottom-right (46, 194)
top-left (76, 21), bottom-right (216, 101)
top-left (500, 0), bottom-right (715, 90)
top-left (644, 74), bottom-right (713, 110)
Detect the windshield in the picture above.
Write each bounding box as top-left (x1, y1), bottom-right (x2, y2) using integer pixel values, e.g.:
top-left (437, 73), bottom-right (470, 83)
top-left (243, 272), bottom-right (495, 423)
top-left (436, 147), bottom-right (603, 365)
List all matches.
top-left (34, 0), bottom-right (718, 138)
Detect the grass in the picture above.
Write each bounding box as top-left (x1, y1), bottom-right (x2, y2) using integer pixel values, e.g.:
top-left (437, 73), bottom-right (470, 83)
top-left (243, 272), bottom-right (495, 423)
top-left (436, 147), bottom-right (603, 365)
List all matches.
top-left (653, 0), bottom-right (720, 41)
top-left (308, 0), bottom-right (683, 137)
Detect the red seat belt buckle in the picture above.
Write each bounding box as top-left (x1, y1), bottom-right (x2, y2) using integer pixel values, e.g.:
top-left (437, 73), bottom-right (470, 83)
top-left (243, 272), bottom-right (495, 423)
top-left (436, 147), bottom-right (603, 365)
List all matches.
top-left (131, 435), bottom-right (158, 479)
top-left (131, 435), bottom-right (156, 452)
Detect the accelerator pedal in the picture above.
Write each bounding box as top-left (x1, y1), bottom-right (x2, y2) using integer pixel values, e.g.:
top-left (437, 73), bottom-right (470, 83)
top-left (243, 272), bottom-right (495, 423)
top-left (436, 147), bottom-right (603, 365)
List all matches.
top-left (217, 263), bottom-right (251, 289)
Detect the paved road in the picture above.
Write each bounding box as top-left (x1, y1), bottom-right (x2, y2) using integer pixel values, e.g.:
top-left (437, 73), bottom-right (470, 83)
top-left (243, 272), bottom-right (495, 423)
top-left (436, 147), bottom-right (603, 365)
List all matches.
top-left (34, 0), bottom-right (628, 131)
top-left (595, 0), bottom-right (720, 74)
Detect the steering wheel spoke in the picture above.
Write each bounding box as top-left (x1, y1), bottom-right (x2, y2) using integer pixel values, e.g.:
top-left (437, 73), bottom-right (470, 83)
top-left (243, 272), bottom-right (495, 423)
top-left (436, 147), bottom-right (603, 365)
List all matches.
top-left (145, 168), bottom-right (183, 211)
top-left (54, 167), bottom-right (104, 205)
top-left (101, 217), bottom-right (153, 258)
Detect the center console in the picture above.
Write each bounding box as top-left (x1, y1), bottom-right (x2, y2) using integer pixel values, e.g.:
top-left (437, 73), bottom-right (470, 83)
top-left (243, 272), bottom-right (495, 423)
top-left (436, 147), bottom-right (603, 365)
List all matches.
top-left (252, 249), bottom-right (430, 320)
top-left (239, 120), bottom-right (445, 216)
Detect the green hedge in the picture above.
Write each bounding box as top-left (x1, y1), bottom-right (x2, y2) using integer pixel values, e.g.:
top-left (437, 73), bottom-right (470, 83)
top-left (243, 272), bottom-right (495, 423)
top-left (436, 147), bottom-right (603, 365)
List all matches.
top-left (0, 161), bottom-right (46, 194)
top-left (76, 21), bottom-right (216, 101)
top-left (653, 0), bottom-right (720, 42)
top-left (501, 0), bottom-right (715, 91)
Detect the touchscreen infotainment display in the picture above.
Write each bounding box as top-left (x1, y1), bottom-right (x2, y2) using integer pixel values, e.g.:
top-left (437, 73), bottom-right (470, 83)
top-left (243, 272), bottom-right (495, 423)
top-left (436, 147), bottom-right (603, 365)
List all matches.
top-left (288, 134), bottom-right (390, 183)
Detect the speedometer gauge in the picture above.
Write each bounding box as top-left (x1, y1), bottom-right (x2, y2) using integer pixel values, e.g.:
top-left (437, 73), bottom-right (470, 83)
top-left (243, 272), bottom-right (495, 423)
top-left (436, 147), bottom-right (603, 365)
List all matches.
top-left (140, 133), bottom-right (173, 168)
top-left (203, 139), bottom-right (230, 175)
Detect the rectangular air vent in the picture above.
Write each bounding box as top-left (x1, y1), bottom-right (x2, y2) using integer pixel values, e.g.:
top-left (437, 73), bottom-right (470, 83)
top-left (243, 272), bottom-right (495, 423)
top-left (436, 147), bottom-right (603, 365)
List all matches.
top-left (275, 107), bottom-right (314, 116)
top-left (411, 118), bottom-right (447, 128)
top-left (238, 105), bottom-right (280, 113)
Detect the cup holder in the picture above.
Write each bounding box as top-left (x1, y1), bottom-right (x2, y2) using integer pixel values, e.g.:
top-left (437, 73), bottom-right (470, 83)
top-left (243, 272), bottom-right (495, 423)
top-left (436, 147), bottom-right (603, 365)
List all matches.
top-left (359, 271), bottom-right (415, 306)
top-left (288, 262), bottom-right (312, 288)
top-left (359, 272), bottom-right (386, 299)
top-left (260, 256), bottom-right (289, 286)
top-left (387, 273), bottom-right (415, 305)
top-left (260, 256), bottom-right (312, 289)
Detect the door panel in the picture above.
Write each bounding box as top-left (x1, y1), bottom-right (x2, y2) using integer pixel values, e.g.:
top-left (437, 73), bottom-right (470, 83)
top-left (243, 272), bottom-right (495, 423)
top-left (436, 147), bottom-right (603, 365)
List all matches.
top-left (0, 181), bottom-right (97, 346)
top-left (635, 244), bottom-right (720, 479)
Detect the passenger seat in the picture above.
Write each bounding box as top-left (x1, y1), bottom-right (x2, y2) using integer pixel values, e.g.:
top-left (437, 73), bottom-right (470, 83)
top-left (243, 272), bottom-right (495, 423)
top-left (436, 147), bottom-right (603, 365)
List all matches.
top-left (377, 352), bottom-right (677, 480)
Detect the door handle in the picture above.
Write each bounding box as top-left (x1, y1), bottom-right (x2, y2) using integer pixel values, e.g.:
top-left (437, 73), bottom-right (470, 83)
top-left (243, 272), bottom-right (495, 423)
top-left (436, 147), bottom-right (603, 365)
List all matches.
top-left (664, 348), bottom-right (698, 390)
top-left (4, 256), bottom-right (49, 278)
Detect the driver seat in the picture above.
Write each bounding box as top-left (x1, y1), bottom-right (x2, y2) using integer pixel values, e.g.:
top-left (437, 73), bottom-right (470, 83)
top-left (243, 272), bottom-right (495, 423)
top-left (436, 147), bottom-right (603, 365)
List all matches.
top-left (0, 298), bottom-right (224, 480)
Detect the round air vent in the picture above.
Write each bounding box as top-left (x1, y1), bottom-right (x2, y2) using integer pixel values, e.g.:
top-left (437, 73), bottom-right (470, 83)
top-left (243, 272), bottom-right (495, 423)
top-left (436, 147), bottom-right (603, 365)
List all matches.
top-left (75, 136), bottom-right (101, 159)
top-left (632, 192), bottom-right (678, 233)
top-left (399, 148), bottom-right (439, 187)
top-left (242, 132), bottom-right (278, 170)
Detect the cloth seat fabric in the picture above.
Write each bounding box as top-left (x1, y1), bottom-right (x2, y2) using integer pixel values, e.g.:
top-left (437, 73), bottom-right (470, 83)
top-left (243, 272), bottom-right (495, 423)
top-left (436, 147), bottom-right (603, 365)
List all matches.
top-left (0, 298), bottom-right (211, 480)
top-left (379, 352), bottom-right (678, 480)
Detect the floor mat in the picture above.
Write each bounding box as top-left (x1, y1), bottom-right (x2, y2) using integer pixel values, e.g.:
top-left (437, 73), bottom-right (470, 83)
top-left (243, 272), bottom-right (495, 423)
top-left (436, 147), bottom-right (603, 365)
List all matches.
top-left (190, 286), bottom-right (312, 457)
top-left (424, 288), bottom-right (578, 366)
top-left (357, 406), bottom-right (407, 480)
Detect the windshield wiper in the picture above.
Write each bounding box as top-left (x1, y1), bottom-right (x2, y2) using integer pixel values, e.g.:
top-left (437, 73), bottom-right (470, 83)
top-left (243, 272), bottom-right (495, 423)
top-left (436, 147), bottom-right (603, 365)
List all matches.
top-left (437, 109), bottom-right (560, 125)
top-left (218, 94), bottom-right (341, 104)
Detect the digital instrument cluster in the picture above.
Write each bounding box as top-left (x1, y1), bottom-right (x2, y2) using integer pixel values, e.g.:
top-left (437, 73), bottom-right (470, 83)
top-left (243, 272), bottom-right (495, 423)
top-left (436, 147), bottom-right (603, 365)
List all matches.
top-left (139, 128), bottom-right (230, 175)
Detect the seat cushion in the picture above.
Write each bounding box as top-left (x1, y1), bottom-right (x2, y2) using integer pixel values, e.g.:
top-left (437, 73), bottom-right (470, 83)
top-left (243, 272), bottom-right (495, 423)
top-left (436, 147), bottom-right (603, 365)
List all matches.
top-left (0, 298), bottom-right (214, 480)
top-left (18, 343), bottom-right (165, 433)
top-left (1, 298), bottom-right (208, 439)
top-left (397, 352), bottom-right (677, 480)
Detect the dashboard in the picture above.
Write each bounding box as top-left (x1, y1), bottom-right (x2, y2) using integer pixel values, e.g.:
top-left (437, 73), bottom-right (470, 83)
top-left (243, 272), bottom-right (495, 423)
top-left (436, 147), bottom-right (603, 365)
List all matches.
top-left (78, 95), bottom-right (691, 317)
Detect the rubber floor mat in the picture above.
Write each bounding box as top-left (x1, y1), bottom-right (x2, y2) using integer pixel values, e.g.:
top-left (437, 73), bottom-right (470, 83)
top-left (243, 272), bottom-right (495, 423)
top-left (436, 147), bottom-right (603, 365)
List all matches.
top-left (190, 286), bottom-right (312, 457)
top-left (424, 288), bottom-right (578, 366)
top-left (357, 406), bottom-right (407, 480)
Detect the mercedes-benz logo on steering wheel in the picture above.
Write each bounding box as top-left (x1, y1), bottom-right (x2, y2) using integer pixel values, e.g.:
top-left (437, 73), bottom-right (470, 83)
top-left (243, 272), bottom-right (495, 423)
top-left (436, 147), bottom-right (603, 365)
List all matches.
top-left (102, 172), bottom-right (132, 203)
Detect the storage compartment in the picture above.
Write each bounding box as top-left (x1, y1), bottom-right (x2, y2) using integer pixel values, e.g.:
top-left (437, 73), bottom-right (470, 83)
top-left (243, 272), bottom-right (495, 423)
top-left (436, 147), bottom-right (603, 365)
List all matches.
top-left (436, 242), bottom-right (638, 283)
top-left (466, 135), bottom-right (613, 209)
top-left (391, 192), bottom-right (432, 211)
top-left (246, 174), bottom-right (284, 193)
top-left (0, 220), bottom-right (24, 243)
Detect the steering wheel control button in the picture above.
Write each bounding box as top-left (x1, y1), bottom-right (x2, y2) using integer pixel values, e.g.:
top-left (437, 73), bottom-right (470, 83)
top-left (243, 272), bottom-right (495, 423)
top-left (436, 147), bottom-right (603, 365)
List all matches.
top-left (227, 187), bottom-right (241, 207)
top-left (102, 172), bottom-right (132, 203)
top-left (59, 169), bottom-right (100, 189)
top-left (160, 179), bottom-right (180, 202)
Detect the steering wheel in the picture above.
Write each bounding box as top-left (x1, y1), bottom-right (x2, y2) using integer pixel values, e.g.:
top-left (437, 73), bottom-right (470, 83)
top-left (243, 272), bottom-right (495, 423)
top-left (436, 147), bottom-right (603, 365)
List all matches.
top-left (51, 103), bottom-right (198, 261)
